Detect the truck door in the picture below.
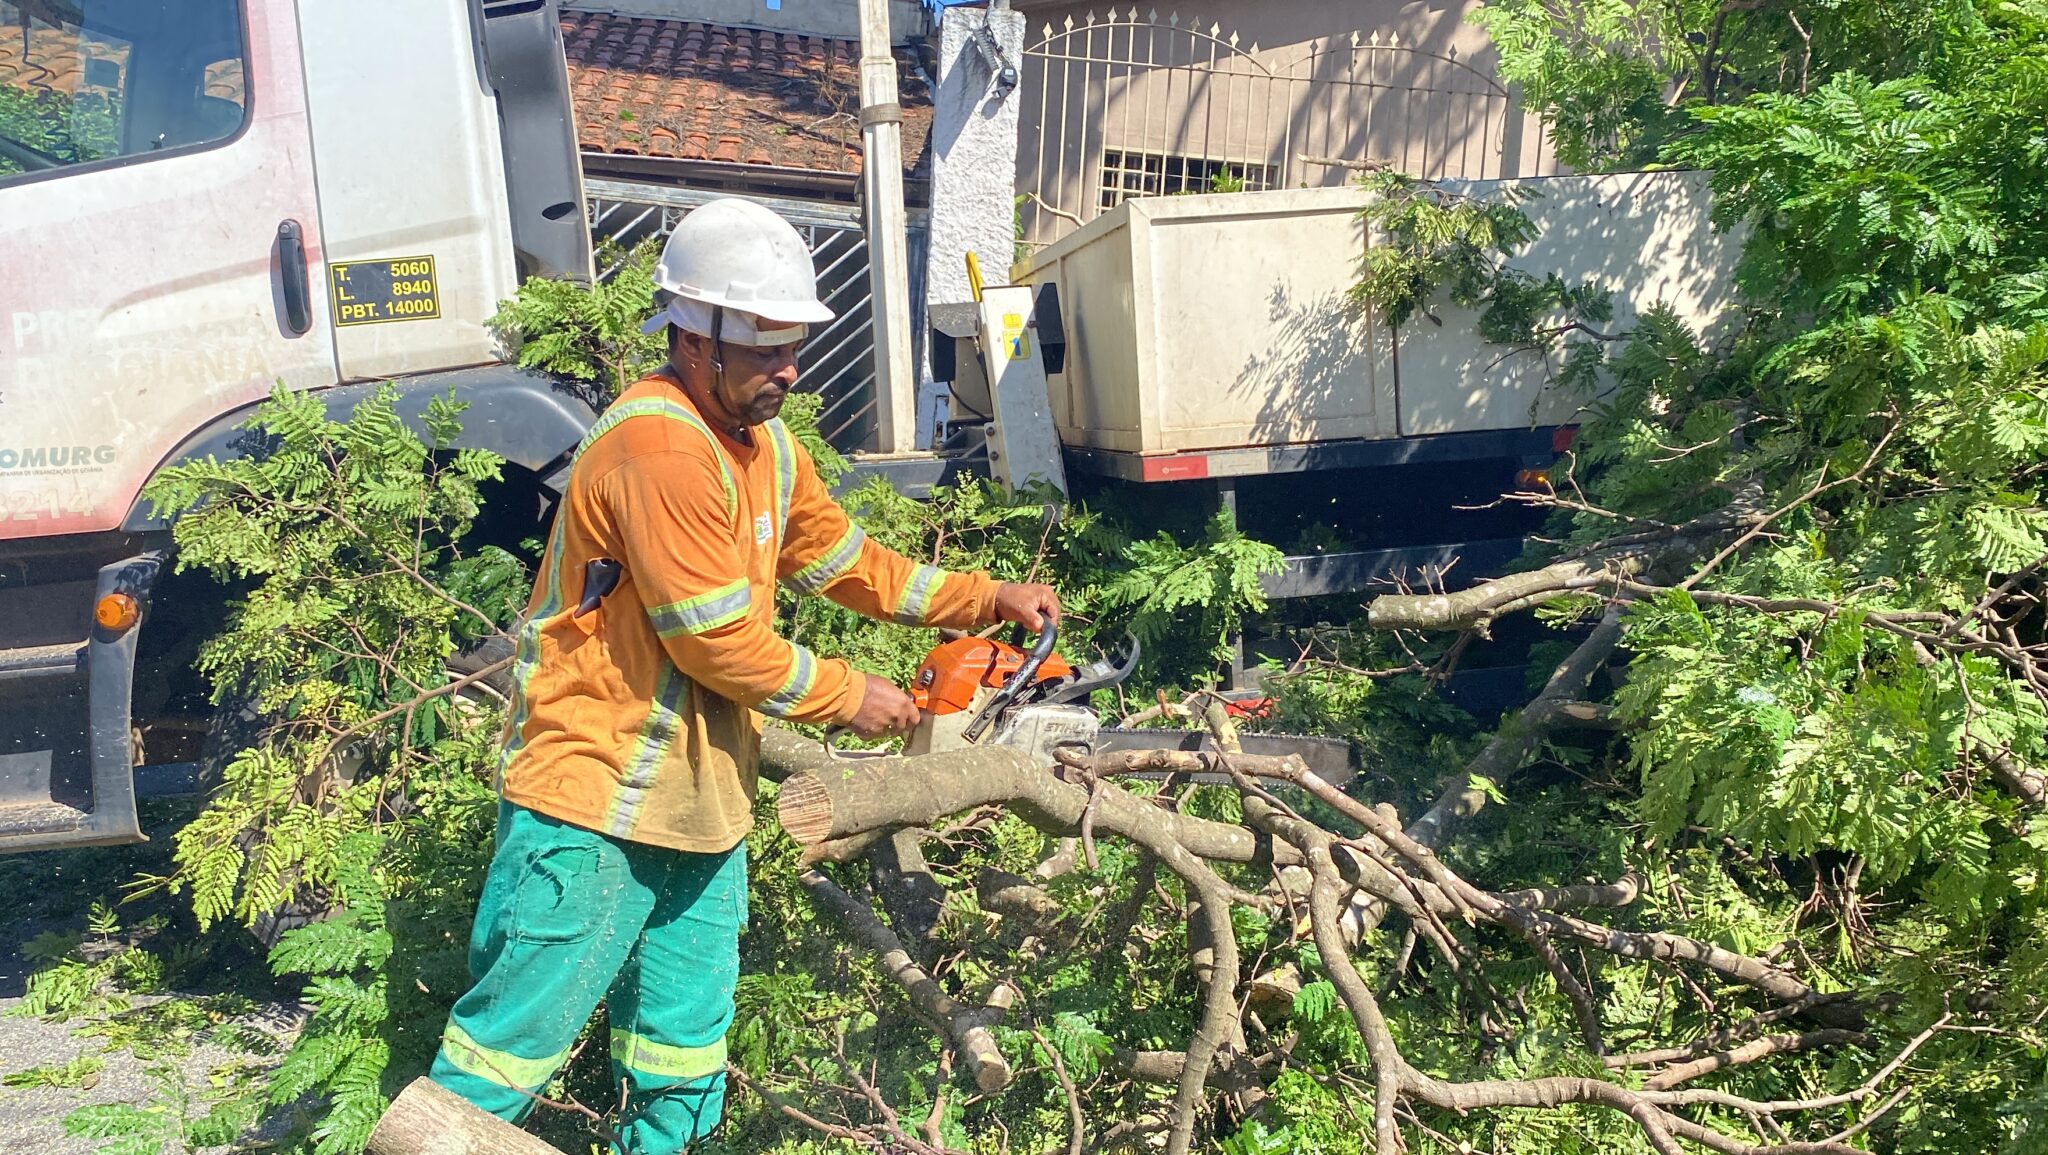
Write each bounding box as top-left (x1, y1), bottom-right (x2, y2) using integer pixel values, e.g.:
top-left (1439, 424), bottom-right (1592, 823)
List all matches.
top-left (0, 0), bottom-right (333, 852)
top-left (0, 0), bottom-right (336, 540)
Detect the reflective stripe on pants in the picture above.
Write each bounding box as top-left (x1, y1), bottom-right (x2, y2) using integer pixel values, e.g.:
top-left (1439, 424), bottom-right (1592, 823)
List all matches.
top-left (429, 801), bottom-right (747, 1153)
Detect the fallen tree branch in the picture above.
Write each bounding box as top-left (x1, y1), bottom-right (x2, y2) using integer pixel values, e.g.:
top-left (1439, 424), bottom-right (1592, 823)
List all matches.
top-left (1031, 1027), bottom-right (1086, 1155)
top-left (1059, 747), bottom-right (1309, 780)
top-left (1981, 742), bottom-right (2048, 811)
top-left (870, 827), bottom-right (947, 959)
top-left (975, 867), bottom-right (1066, 931)
top-left (1108, 1046), bottom-right (1265, 1094)
top-left (1680, 420), bottom-right (1899, 591)
top-left (798, 868), bottom-right (1015, 1092)
top-left (767, 729), bottom-right (1298, 869)
top-left (368, 1077), bottom-right (571, 1155)
top-left (1402, 600), bottom-right (1629, 854)
top-left (755, 729), bottom-right (1893, 1152)
top-left (1494, 874), bottom-right (1642, 911)
top-left (1366, 481), bottom-right (1767, 634)
top-left (724, 1066), bottom-right (890, 1152)
top-left (1606, 998), bottom-right (1834, 1069)
top-left (1365, 542), bottom-right (1660, 633)
top-left (1643, 1029), bottom-right (1871, 1091)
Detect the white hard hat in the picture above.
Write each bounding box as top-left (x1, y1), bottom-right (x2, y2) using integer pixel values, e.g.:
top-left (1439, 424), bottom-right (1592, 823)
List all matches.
top-left (642, 296), bottom-right (810, 346)
top-left (641, 198), bottom-right (834, 340)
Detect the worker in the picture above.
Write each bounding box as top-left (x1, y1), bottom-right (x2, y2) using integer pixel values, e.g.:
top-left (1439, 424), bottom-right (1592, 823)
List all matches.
top-left (426, 198), bottom-right (1061, 1150)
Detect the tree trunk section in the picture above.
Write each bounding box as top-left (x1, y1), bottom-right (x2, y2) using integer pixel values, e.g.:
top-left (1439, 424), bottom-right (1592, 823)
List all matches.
top-left (766, 728), bottom-right (1286, 866)
top-left (367, 1077), bottom-right (569, 1155)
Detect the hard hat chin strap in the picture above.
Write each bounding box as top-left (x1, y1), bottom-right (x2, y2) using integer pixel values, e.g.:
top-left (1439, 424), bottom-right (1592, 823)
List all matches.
top-left (710, 304), bottom-right (728, 390)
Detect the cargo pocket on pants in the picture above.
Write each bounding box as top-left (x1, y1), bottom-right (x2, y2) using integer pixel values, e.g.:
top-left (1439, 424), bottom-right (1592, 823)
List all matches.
top-left (510, 843), bottom-right (620, 945)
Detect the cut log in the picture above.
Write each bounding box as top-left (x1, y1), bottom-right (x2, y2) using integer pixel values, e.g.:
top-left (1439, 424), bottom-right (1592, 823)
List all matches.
top-left (367, 1077), bottom-right (569, 1155)
top-left (764, 727), bottom-right (1294, 866)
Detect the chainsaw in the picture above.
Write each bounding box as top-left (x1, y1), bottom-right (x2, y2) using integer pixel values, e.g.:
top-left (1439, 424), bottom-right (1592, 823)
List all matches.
top-left (903, 621), bottom-right (1356, 786)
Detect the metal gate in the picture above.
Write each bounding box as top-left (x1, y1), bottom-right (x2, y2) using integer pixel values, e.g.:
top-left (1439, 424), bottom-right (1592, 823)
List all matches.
top-left (1017, 11), bottom-right (1554, 247)
top-left (586, 181), bottom-right (927, 454)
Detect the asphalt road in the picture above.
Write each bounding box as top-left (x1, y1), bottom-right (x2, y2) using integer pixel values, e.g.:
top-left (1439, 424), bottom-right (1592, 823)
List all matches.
top-left (0, 989), bottom-right (302, 1154)
top-left (0, 803), bottom-right (305, 1154)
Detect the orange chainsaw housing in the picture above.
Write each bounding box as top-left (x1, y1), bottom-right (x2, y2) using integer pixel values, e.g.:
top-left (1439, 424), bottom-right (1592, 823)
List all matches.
top-left (911, 637), bottom-right (1073, 714)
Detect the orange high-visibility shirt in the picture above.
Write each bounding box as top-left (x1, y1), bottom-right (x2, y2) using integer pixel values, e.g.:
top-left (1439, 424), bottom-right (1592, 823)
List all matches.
top-left (498, 373), bottom-right (1000, 852)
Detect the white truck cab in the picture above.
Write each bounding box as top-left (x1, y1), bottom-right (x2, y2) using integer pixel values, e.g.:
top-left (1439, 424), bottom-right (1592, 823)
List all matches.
top-left (0, 0), bottom-right (594, 851)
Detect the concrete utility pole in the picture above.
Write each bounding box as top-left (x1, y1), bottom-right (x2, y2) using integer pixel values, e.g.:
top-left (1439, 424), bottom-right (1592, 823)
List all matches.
top-left (857, 0), bottom-right (917, 454)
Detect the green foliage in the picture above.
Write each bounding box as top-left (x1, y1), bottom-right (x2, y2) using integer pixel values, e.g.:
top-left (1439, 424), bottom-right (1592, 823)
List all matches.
top-left (119, 386), bottom-right (523, 1153)
top-left (3, 1054), bottom-right (104, 1089)
top-left (1093, 509), bottom-right (1285, 667)
top-left (1469, 0), bottom-right (1979, 169)
top-left (1044, 1011), bottom-right (1113, 1079)
top-left (799, 474), bottom-right (1281, 695)
top-left (0, 81), bottom-right (121, 178)
top-left (1373, 2), bottom-right (2048, 1148)
top-left (14, 903), bottom-right (165, 1023)
top-left (488, 237), bottom-right (667, 408)
top-left (1352, 172), bottom-right (1613, 358)
top-left (139, 383), bottom-right (517, 935)
top-left (62, 1063), bottom-right (261, 1155)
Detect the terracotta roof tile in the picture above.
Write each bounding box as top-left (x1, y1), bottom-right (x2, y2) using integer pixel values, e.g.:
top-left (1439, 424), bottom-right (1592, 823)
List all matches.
top-left (562, 9), bottom-right (932, 176)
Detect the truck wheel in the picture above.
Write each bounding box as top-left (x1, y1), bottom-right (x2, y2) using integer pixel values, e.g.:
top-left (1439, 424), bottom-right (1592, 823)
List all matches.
top-left (443, 633), bottom-right (517, 706)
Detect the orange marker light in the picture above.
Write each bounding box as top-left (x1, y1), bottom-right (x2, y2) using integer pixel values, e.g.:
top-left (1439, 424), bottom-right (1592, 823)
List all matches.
top-left (95, 592), bottom-right (140, 634)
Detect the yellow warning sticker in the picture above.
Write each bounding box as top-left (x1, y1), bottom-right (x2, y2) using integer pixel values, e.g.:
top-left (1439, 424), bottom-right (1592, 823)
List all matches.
top-left (1001, 312), bottom-right (1030, 359)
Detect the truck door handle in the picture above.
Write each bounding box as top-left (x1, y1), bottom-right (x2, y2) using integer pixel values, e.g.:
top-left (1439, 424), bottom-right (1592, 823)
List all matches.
top-left (276, 220), bottom-right (312, 336)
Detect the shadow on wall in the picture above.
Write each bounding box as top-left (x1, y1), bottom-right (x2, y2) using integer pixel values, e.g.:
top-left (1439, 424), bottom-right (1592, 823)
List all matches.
top-left (1231, 281), bottom-right (1379, 446)
top-left (1022, 171), bottom-right (1741, 453)
top-left (1392, 170), bottom-right (1743, 436)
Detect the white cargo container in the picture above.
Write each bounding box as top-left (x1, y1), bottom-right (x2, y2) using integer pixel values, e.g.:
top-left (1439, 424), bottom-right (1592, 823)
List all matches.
top-left (1019, 186), bottom-right (1393, 456)
top-left (1017, 171), bottom-right (1740, 459)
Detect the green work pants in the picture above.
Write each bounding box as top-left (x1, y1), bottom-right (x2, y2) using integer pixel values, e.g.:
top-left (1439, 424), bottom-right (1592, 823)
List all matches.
top-left (430, 801), bottom-right (747, 1152)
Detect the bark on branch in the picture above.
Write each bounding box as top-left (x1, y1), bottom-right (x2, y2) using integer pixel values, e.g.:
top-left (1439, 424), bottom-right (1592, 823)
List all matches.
top-left (1642, 1029), bottom-right (1871, 1091)
top-left (1365, 484), bottom-right (1764, 633)
top-left (767, 729), bottom-right (1293, 868)
top-left (368, 1077), bottom-right (571, 1155)
top-left (760, 725), bottom-right (1877, 1153)
top-left (798, 868), bottom-right (1015, 1092)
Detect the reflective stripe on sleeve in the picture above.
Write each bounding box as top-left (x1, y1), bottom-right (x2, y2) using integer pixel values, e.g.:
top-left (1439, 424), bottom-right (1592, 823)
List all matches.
top-left (891, 564), bottom-right (943, 625)
top-left (783, 525), bottom-right (866, 595)
top-left (646, 579), bottom-right (753, 637)
top-left (755, 645), bottom-right (820, 718)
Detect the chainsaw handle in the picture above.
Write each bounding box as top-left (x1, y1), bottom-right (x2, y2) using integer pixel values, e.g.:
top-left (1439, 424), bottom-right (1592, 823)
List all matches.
top-left (963, 618), bottom-right (1058, 743)
top-left (1008, 617), bottom-right (1059, 679)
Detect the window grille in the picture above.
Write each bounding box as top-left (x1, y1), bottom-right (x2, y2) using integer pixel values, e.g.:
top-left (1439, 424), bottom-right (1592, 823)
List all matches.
top-left (1097, 148), bottom-right (1276, 209)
